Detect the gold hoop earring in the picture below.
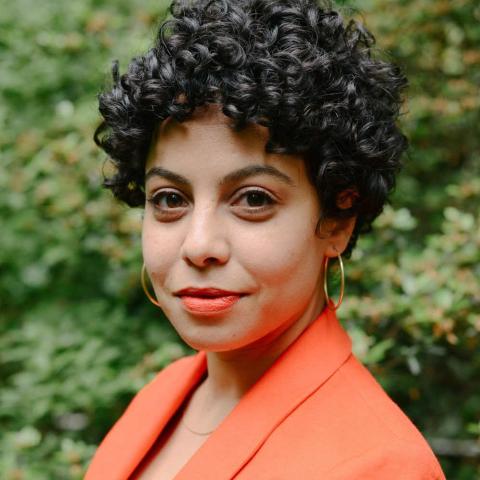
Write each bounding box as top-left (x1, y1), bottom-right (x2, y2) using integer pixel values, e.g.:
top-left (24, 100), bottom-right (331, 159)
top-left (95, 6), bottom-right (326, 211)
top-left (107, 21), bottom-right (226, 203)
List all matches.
top-left (141, 263), bottom-right (161, 308)
top-left (323, 250), bottom-right (345, 311)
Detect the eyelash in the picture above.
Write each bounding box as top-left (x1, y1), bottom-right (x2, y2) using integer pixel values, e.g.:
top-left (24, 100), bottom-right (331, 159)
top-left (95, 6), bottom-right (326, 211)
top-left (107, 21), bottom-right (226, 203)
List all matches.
top-left (147, 188), bottom-right (276, 218)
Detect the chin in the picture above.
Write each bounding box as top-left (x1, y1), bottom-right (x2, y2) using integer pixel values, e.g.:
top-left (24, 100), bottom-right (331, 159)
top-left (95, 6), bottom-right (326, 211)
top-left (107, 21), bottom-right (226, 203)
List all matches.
top-left (178, 328), bottom-right (254, 353)
top-left (180, 336), bottom-right (240, 353)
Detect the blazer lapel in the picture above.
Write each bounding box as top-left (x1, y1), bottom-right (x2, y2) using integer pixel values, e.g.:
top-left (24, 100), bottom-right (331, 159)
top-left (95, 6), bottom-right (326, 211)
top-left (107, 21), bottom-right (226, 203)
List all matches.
top-left (85, 351), bottom-right (208, 480)
top-left (176, 304), bottom-right (352, 479)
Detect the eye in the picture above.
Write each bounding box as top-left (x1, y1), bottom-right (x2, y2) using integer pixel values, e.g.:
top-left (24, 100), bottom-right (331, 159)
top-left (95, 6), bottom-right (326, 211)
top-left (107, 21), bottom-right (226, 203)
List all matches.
top-left (147, 190), bottom-right (188, 217)
top-left (231, 188), bottom-right (277, 216)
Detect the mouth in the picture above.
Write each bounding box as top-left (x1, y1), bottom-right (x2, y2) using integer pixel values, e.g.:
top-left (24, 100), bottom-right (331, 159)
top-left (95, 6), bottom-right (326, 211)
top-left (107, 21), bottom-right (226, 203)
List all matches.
top-left (173, 288), bottom-right (248, 314)
top-left (173, 287), bottom-right (247, 298)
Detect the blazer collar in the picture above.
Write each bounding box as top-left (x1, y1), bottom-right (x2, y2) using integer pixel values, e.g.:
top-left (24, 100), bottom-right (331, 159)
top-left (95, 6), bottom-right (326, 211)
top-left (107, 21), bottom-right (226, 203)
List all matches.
top-left (87, 302), bottom-right (352, 479)
top-left (86, 349), bottom-right (207, 480)
top-left (176, 302), bottom-right (352, 479)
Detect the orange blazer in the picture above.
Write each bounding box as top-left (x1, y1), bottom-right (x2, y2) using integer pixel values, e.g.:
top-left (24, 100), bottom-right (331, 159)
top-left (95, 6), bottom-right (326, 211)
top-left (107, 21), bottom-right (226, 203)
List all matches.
top-left (85, 305), bottom-right (445, 479)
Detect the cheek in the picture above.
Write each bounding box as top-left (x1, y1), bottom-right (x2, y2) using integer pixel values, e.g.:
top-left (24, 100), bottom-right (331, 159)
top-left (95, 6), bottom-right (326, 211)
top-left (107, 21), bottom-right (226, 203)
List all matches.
top-left (237, 221), bottom-right (324, 291)
top-left (141, 220), bottom-right (178, 281)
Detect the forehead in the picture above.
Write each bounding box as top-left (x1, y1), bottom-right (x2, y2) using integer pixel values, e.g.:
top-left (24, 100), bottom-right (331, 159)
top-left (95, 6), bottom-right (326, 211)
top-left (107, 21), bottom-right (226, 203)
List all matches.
top-left (146, 103), bottom-right (307, 185)
top-left (152, 104), bottom-right (269, 155)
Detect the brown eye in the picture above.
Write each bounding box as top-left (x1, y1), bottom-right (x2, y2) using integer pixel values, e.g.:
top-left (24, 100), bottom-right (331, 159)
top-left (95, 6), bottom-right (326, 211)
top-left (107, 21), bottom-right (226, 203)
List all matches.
top-left (162, 192), bottom-right (185, 208)
top-left (147, 190), bottom-right (188, 212)
top-left (232, 188), bottom-right (276, 215)
top-left (245, 191), bottom-right (272, 207)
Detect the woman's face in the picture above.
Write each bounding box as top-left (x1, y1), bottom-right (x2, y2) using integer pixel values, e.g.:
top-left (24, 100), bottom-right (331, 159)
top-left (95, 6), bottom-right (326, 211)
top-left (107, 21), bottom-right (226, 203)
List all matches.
top-left (142, 104), bottom-right (342, 353)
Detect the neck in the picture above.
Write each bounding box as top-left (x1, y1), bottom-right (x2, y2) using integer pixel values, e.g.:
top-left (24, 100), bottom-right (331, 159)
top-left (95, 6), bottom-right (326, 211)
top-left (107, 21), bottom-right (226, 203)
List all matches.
top-left (204, 295), bottom-right (326, 402)
top-left (182, 294), bottom-right (326, 434)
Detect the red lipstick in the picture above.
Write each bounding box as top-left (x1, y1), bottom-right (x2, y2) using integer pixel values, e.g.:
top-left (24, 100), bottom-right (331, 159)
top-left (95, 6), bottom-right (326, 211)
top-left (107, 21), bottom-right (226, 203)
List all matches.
top-left (174, 288), bottom-right (247, 314)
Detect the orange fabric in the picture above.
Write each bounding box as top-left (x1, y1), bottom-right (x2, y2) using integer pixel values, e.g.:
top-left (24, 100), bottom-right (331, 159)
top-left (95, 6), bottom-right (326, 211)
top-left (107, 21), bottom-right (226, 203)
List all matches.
top-left (85, 306), bottom-right (445, 479)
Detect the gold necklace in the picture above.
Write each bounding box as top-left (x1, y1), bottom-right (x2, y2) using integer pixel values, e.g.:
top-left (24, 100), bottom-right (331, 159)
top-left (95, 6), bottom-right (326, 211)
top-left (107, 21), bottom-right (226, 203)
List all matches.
top-left (181, 414), bottom-right (217, 436)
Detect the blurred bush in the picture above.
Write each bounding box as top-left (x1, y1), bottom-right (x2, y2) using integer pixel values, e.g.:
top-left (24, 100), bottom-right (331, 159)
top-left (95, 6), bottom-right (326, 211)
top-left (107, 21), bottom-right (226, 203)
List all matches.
top-left (0, 0), bottom-right (478, 478)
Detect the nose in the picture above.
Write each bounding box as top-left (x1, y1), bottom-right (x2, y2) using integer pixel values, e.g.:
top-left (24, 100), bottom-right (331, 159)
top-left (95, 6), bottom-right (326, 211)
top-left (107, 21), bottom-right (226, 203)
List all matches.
top-left (180, 204), bottom-right (230, 268)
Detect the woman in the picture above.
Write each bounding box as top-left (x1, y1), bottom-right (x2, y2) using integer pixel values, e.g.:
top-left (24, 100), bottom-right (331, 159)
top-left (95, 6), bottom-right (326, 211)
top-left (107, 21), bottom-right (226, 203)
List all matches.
top-left (86, 0), bottom-right (446, 478)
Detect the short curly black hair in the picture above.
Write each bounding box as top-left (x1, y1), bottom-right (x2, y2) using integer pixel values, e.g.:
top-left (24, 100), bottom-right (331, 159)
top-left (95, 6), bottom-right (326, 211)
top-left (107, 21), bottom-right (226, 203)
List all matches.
top-left (94, 0), bottom-right (409, 258)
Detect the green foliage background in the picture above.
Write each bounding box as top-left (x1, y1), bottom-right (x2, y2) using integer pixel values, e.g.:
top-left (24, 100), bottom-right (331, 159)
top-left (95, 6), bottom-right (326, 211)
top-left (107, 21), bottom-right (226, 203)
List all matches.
top-left (1, 0), bottom-right (478, 478)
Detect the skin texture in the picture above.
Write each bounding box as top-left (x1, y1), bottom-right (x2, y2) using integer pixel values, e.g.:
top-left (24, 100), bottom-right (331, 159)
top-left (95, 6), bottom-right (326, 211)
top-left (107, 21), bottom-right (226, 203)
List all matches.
top-left (141, 104), bottom-right (357, 434)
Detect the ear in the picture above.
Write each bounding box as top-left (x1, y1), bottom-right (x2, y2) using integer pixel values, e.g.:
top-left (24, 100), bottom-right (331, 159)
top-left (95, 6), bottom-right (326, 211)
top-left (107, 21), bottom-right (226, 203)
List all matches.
top-left (319, 188), bottom-right (359, 258)
top-left (322, 217), bottom-right (357, 258)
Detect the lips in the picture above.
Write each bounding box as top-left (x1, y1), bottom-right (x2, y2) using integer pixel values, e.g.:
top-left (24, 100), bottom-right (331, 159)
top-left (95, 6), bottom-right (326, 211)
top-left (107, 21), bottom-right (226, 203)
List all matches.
top-left (173, 288), bottom-right (247, 314)
top-left (174, 287), bottom-right (245, 298)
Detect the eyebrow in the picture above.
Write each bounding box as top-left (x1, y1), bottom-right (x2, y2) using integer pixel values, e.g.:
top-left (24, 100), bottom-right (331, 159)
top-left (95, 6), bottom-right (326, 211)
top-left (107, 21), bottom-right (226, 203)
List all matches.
top-left (144, 164), bottom-right (295, 188)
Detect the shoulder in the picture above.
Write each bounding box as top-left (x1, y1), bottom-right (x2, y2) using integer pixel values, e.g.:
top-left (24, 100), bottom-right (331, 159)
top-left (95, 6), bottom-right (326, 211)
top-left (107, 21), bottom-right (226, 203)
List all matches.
top-left (96, 352), bottom-right (202, 445)
top-left (324, 436), bottom-right (446, 479)
top-left (258, 354), bottom-right (445, 478)
top-left (132, 353), bottom-right (198, 395)
top-left (85, 353), bottom-right (203, 479)
top-left (329, 355), bottom-right (444, 476)
top-left (283, 353), bottom-right (435, 446)
top-left (99, 352), bottom-right (200, 431)
top-left (121, 352), bottom-right (202, 413)
top-left (335, 354), bottom-right (445, 477)
top-left (335, 354), bottom-right (433, 446)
